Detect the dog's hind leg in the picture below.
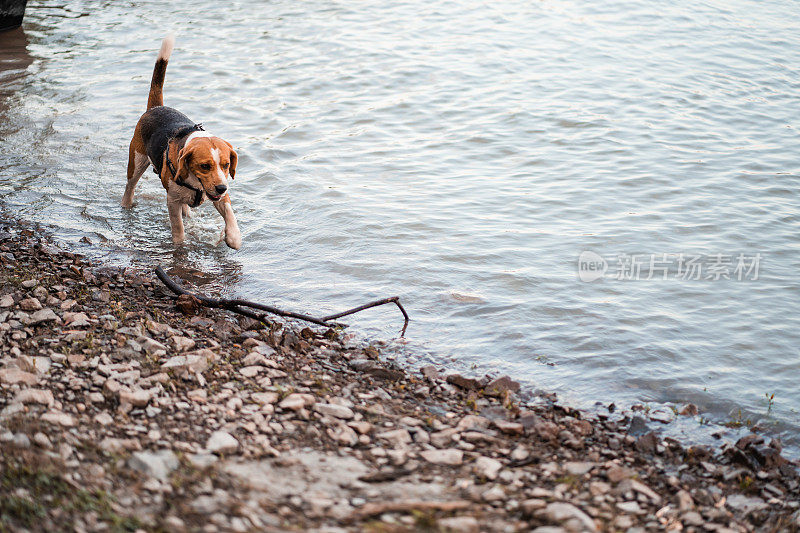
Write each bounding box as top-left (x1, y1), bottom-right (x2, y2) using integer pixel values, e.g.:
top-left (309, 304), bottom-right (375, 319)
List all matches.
top-left (122, 138), bottom-right (150, 208)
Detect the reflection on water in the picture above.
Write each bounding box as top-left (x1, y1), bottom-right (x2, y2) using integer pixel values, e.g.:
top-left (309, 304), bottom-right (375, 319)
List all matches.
top-left (1, 0), bottom-right (799, 452)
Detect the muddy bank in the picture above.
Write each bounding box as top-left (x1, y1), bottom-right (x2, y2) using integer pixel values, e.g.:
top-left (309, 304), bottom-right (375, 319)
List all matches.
top-left (0, 219), bottom-right (799, 532)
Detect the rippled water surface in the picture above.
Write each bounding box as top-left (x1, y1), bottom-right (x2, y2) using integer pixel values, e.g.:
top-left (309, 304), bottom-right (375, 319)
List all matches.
top-left (1, 0), bottom-right (799, 447)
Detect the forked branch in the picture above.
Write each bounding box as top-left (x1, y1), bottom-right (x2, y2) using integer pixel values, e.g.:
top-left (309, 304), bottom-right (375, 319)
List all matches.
top-left (154, 266), bottom-right (409, 335)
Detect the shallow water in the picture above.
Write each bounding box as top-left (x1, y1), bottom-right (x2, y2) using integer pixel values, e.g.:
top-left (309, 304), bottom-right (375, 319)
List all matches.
top-left (1, 1), bottom-right (799, 449)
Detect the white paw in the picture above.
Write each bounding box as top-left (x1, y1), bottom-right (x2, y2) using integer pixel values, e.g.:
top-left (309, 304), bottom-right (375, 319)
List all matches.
top-left (225, 230), bottom-right (242, 250)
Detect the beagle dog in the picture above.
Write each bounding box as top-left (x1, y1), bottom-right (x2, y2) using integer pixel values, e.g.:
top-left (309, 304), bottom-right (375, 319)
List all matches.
top-left (121, 36), bottom-right (242, 249)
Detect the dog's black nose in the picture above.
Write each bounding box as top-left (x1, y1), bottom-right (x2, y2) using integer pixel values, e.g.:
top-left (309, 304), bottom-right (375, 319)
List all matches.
top-left (215, 185), bottom-right (227, 195)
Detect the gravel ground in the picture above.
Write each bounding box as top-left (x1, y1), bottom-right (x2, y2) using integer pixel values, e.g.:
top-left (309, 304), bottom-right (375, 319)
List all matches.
top-left (0, 219), bottom-right (799, 533)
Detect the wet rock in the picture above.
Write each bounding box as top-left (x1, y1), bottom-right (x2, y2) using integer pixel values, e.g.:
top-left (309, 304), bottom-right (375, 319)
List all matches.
top-left (206, 430), bottom-right (239, 454)
top-left (484, 375), bottom-right (521, 397)
top-left (128, 450), bottom-right (179, 481)
top-left (679, 403), bottom-right (699, 416)
top-left (446, 373), bottom-right (482, 390)
top-left (628, 415), bottom-right (649, 436)
top-left (420, 449), bottom-right (463, 465)
top-left (635, 431), bottom-right (658, 454)
top-left (420, 365), bottom-right (439, 380)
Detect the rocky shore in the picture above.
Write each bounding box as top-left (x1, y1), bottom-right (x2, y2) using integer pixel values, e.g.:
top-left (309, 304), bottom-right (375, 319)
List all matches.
top-left (1, 220), bottom-right (799, 532)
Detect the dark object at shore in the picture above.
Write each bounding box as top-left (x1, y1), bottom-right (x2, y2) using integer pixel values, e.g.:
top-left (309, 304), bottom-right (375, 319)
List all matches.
top-left (0, 0), bottom-right (26, 32)
top-left (155, 266), bottom-right (410, 335)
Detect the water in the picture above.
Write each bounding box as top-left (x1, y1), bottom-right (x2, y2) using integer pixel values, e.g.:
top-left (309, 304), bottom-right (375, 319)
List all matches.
top-left (1, 0), bottom-right (799, 449)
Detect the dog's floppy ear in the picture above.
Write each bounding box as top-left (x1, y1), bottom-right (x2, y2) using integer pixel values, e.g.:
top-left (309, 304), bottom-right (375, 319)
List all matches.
top-left (223, 140), bottom-right (237, 179)
top-left (175, 143), bottom-right (194, 181)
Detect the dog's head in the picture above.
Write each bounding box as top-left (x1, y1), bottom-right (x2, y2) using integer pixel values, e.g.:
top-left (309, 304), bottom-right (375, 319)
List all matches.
top-left (176, 137), bottom-right (238, 201)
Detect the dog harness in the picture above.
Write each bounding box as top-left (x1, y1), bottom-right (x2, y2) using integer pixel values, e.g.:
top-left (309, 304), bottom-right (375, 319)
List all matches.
top-left (157, 123), bottom-right (206, 208)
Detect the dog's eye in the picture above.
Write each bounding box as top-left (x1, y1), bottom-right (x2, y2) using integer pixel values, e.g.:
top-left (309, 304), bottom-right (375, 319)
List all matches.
top-left (200, 163), bottom-right (211, 171)
top-left (222, 162), bottom-right (229, 169)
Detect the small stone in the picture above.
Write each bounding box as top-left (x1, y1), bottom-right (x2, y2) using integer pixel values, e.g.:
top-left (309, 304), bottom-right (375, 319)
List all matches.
top-left (128, 450), bottom-right (179, 481)
top-left (278, 393), bottom-right (315, 411)
top-left (474, 456), bottom-right (503, 480)
top-left (161, 354), bottom-right (210, 377)
top-left (63, 311), bottom-right (90, 327)
top-left (30, 308), bottom-right (59, 325)
top-left (0, 294), bottom-right (13, 307)
top-left (420, 449), bottom-right (463, 465)
top-left (314, 403), bottom-right (355, 420)
top-left (377, 428), bottom-right (412, 448)
top-left (206, 431), bottom-right (239, 454)
top-left (187, 453), bottom-right (218, 469)
top-left (32, 432), bottom-right (51, 449)
top-left (15, 389), bottom-right (54, 406)
top-left (171, 336), bottom-right (196, 352)
top-left (493, 420), bottom-right (524, 435)
top-left (119, 389), bottom-right (153, 408)
top-left (564, 461), bottom-right (594, 476)
top-left (239, 366), bottom-right (262, 378)
top-left (616, 501), bottom-right (643, 514)
top-left (438, 516), bottom-right (479, 533)
top-left (606, 465), bottom-right (635, 483)
top-left (0, 368), bottom-right (39, 385)
top-left (539, 502), bottom-right (597, 532)
top-left (251, 392), bottom-right (279, 405)
top-left (328, 424), bottom-right (358, 446)
top-left (100, 438), bottom-right (142, 453)
top-left (679, 404), bottom-right (699, 416)
top-left (95, 412), bottom-right (114, 425)
top-left (41, 412), bottom-right (75, 426)
top-left (21, 279), bottom-right (37, 288)
top-left (20, 297), bottom-right (42, 311)
top-left (482, 485), bottom-right (505, 502)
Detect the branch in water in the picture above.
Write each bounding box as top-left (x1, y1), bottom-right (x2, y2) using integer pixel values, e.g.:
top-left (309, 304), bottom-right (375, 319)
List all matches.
top-left (154, 266), bottom-right (409, 335)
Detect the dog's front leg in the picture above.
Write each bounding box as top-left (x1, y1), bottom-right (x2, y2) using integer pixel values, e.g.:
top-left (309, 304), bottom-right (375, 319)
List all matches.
top-left (213, 194), bottom-right (241, 250)
top-left (167, 189), bottom-right (186, 244)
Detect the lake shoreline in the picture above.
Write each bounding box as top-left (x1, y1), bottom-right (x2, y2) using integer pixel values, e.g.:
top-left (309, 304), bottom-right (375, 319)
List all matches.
top-left (1, 216), bottom-right (798, 532)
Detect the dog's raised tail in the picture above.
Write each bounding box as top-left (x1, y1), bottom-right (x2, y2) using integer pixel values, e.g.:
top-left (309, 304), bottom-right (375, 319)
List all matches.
top-left (147, 35), bottom-right (175, 110)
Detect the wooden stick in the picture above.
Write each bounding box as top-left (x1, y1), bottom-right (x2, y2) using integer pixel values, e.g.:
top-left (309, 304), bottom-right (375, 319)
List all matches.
top-left (154, 266), bottom-right (410, 334)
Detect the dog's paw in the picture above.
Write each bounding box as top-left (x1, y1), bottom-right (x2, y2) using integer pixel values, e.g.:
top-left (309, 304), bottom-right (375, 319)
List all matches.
top-left (225, 230), bottom-right (242, 250)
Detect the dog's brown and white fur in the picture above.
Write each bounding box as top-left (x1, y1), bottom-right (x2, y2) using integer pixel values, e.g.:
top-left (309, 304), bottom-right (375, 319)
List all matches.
top-left (122, 36), bottom-right (242, 249)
